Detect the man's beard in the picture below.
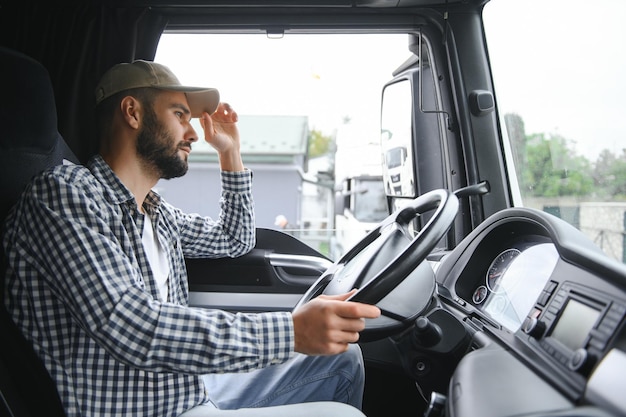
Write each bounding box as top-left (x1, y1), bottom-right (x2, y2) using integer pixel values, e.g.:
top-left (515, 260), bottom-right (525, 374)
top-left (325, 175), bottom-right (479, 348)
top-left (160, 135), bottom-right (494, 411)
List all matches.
top-left (136, 106), bottom-right (190, 180)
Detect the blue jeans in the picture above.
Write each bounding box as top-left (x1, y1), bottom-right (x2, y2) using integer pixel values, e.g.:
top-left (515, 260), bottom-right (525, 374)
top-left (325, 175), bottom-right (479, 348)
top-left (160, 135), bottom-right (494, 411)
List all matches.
top-left (201, 343), bottom-right (365, 410)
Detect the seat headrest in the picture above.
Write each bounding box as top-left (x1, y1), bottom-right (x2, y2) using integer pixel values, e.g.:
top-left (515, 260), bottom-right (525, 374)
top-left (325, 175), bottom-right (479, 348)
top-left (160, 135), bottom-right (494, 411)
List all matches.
top-left (0, 47), bottom-right (78, 221)
top-left (0, 47), bottom-right (62, 152)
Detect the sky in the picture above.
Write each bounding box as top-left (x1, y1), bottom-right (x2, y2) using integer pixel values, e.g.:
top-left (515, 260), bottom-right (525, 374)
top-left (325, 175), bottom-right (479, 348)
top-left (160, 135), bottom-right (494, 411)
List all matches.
top-left (155, 33), bottom-right (410, 150)
top-left (155, 0), bottom-right (626, 162)
top-left (483, 0), bottom-right (626, 160)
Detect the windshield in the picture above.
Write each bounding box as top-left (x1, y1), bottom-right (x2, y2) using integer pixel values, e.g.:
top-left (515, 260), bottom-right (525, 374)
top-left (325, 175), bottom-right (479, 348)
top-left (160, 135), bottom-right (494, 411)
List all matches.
top-left (353, 179), bottom-right (389, 223)
top-left (385, 147), bottom-right (405, 169)
top-left (484, 0), bottom-right (626, 264)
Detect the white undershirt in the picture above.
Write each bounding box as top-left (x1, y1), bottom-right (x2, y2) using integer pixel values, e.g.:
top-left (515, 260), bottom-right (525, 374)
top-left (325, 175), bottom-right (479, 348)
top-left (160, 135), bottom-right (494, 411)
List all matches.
top-left (142, 214), bottom-right (170, 302)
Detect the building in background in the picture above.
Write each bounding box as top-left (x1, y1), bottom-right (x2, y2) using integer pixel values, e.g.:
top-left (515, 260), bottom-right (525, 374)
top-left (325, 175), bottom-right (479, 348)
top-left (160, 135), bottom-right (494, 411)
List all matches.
top-left (156, 115), bottom-right (309, 231)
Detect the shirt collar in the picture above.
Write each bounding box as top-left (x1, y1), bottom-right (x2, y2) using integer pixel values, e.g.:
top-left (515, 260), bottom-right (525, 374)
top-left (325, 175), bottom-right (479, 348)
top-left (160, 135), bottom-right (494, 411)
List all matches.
top-left (87, 155), bottom-right (162, 212)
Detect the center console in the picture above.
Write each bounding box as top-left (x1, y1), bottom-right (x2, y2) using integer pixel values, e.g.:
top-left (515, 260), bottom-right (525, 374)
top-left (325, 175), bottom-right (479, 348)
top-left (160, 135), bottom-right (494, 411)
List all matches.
top-left (522, 280), bottom-right (626, 376)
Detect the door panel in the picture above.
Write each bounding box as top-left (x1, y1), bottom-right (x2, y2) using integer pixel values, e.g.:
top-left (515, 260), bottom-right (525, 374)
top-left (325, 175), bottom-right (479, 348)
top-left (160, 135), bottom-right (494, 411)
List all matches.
top-left (186, 228), bottom-right (332, 312)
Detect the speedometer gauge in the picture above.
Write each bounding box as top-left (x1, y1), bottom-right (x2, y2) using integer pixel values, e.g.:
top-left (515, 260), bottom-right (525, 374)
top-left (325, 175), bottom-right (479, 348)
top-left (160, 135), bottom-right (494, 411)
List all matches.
top-left (486, 248), bottom-right (521, 293)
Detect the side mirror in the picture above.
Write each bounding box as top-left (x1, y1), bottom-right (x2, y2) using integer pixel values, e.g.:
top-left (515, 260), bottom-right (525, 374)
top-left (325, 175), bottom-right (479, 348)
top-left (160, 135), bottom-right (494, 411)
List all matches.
top-left (381, 79), bottom-right (416, 198)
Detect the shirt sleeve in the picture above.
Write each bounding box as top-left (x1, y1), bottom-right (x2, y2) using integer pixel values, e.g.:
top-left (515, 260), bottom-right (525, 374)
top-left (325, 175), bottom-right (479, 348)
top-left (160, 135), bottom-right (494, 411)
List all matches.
top-left (4, 168), bottom-right (293, 374)
top-left (175, 169), bottom-right (256, 258)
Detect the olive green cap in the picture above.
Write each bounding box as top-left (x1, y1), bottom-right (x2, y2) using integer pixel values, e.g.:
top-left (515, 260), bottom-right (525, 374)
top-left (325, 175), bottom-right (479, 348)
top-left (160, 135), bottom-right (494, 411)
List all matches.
top-left (95, 60), bottom-right (219, 117)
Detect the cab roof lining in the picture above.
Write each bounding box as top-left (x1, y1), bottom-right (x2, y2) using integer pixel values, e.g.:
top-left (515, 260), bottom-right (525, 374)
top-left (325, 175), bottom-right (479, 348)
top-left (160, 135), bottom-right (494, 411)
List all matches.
top-left (100, 0), bottom-right (475, 7)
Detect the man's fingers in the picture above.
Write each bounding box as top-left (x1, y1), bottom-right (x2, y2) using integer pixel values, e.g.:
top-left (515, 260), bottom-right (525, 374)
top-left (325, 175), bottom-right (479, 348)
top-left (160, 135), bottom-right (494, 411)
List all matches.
top-left (335, 317), bottom-right (367, 333)
top-left (292, 294), bottom-right (381, 355)
top-left (313, 291), bottom-right (381, 320)
top-left (199, 112), bottom-right (212, 131)
top-left (334, 300), bottom-right (381, 320)
top-left (316, 289), bottom-right (357, 302)
top-left (211, 102), bottom-right (238, 123)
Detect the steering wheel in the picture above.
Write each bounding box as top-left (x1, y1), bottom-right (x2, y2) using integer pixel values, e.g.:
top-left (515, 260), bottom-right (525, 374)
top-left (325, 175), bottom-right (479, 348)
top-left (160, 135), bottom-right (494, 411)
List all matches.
top-left (293, 188), bottom-right (459, 341)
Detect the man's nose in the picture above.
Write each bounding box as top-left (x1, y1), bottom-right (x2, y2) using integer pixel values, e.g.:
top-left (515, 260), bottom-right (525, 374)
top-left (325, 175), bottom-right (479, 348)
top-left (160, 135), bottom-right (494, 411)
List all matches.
top-left (186, 123), bottom-right (199, 143)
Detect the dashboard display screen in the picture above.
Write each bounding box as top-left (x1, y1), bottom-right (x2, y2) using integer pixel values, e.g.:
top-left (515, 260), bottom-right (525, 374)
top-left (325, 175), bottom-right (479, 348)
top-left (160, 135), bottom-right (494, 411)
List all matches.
top-left (550, 299), bottom-right (601, 350)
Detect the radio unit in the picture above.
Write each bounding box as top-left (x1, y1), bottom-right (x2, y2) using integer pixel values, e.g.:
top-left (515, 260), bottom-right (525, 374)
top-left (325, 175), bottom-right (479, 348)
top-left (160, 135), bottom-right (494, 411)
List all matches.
top-left (522, 281), bottom-right (626, 375)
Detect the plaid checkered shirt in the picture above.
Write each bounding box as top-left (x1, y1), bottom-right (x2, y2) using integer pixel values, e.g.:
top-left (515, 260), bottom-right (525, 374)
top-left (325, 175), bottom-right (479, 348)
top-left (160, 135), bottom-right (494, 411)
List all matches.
top-left (2, 155), bottom-right (294, 417)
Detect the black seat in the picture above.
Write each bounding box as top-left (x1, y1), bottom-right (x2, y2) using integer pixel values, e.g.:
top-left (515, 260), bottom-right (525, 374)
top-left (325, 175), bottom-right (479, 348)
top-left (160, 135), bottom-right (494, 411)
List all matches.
top-left (0, 46), bottom-right (78, 417)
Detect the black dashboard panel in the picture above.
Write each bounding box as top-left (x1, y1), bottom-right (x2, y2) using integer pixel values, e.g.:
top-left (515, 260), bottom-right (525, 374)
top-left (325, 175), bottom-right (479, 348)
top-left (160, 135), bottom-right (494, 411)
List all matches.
top-left (435, 208), bottom-right (626, 416)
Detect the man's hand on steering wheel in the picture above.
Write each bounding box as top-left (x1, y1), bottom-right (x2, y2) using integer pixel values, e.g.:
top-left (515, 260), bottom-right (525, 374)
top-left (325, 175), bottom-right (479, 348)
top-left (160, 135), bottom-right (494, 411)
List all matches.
top-left (292, 290), bottom-right (381, 355)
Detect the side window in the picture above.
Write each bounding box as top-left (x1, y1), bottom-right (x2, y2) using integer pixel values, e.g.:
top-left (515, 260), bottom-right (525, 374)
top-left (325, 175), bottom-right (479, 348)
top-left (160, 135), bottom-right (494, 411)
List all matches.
top-left (484, 0), bottom-right (626, 264)
top-left (155, 33), bottom-right (410, 259)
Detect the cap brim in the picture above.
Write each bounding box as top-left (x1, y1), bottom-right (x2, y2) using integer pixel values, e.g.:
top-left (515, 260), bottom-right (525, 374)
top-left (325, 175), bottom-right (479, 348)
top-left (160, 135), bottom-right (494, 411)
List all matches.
top-left (164, 86), bottom-right (220, 118)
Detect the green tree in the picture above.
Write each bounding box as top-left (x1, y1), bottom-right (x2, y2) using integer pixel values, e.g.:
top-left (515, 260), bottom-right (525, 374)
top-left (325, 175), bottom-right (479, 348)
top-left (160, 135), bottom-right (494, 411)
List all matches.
top-left (522, 133), bottom-right (593, 197)
top-left (308, 128), bottom-right (334, 158)
top-left (505, 113), bottom-right (626, 201)
top-left (593, 149), bottom-right (617, 198)
top-left (606, 149), bottom-right (626, 199)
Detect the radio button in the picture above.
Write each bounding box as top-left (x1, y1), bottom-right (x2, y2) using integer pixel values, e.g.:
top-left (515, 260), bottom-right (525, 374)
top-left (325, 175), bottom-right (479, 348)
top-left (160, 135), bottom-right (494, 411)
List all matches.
top-left (522, 316), bottom-right (546, 338)
top-left (569, 348), bottom-right (595, 375)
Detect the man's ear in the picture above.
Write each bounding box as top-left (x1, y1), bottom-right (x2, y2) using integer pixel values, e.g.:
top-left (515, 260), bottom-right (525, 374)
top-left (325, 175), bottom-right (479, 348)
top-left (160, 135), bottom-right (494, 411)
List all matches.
top-left (120, 96), bottom-right (141, 129)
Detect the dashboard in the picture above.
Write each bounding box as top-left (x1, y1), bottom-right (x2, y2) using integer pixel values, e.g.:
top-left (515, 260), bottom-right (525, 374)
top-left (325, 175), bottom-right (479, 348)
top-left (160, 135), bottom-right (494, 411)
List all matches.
top-left (432, 208), bottom-right (626, 417)
top-left (470, 241), bottom-right (559, 333)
